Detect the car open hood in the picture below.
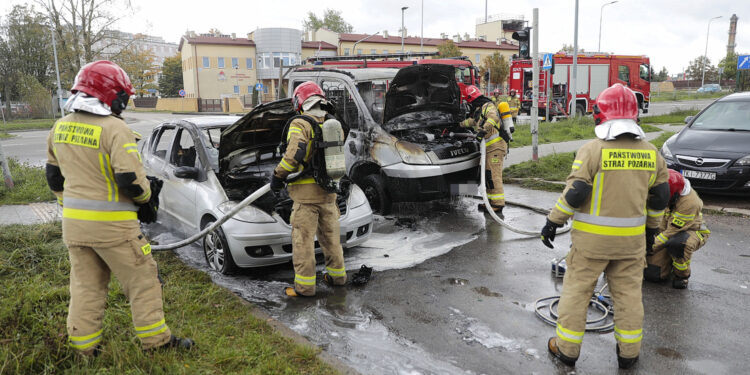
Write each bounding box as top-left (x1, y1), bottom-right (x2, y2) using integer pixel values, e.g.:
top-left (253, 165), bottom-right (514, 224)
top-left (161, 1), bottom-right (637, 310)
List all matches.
top-left (219, 99), bottom-right (296, 173)
top-left (383, 64), bottom-right (460, 125)
top-left (673, 128), bottom-right (750, 156)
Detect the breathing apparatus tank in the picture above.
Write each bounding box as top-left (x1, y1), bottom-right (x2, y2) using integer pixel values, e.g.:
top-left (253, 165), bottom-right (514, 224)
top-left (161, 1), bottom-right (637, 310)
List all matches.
top-left (498, 101), bottom-right (515, 141)
top-left (321, 118), bottom-right (346, 182)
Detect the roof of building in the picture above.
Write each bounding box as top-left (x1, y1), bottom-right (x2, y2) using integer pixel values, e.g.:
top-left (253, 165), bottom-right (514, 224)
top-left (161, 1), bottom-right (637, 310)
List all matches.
top-left (301, 41), bottom-right (337, 50)
top-left (178, 35), bottom-right (256, 51)
top-left (338, 33), bottom-right (517, 50)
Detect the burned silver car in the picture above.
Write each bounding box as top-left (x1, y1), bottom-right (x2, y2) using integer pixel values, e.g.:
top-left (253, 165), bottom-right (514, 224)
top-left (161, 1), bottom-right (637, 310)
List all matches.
top-left (141, 115), bottom-right (373, 274)
top-left (288, 64), bottom-right (480, 213)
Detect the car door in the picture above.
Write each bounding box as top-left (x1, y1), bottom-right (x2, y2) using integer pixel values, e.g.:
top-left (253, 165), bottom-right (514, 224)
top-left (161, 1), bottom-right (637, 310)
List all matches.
top-left (162, 127), bottom-right (200, 228)
top-left (146, 125), bottom-right (177, 217)
top-left (320, 77), bottom-right (367, 173)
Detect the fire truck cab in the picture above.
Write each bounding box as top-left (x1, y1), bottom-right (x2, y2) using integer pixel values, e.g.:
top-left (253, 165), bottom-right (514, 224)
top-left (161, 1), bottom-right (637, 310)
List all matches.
top-left (509, 53), bottom-right (651, 117)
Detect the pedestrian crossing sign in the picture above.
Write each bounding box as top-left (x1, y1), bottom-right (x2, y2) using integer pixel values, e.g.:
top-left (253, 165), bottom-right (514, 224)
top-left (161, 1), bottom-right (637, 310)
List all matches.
top-left (543, 54), bottom-right (553, 70)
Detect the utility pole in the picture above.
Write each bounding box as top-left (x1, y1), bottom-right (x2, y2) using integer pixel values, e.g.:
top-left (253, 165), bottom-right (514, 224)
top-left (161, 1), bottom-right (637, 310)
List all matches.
top-left (569, 0), bottom-right (579, 116)
top-left (531, 8), bottom-right (539, 161)
top-left (420, 0), bottom-right (424, 52)
top-left (401, 6), bottom-right (409, 53)
top-left (701, 16), bottom-right (722, 87)
top-left (598, 1), bottom-right (618, 52)
top-left (51, 27), bottom-right (65, 116)
top-left (0, 143), bottom-right (13, 189)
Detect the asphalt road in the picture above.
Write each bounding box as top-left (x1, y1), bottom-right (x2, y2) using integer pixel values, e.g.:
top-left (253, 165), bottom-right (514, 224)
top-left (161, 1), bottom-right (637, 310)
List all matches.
top-left (147, 185), bottom-right (750, 374)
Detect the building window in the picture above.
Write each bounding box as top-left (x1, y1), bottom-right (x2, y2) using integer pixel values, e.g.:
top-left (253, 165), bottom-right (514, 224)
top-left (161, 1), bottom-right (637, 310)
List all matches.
top-left (248, 85), bottom-right (253, 93)
top-left (218, 57), bottom-right (225, 68)
top-left (231, 57), bottom-right (239, 69)
top-left (344, 48), bottom-right (350, 56)
top-left (246, 58), bottom-right (253, 69)
top-left (475, 54), bottom-right (481, 63)
top-left (383, 49), bottom-right (388, 54)
top-left (202, 56), bottom-right (209, 68)
top-left (356, 49), bottom-right (363, 55)
top-left (370, 49), bottom-right (377, 54)
top-left (233, 85), bottom-right (239, 94)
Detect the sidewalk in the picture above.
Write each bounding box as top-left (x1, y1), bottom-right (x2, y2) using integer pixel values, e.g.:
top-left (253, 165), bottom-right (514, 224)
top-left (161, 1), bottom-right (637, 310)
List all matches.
top-left (0, 202), bottom-right (60, 225)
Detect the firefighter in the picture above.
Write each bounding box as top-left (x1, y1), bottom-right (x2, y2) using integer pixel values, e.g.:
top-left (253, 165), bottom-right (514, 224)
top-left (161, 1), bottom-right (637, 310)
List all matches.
top-left (539, 83), bottom-right (670, 369)
top-left (491, 89), bottom-right (501, 103)
top-left (645, 169), bottom-right (710, 289)
top-left (272, 81), bottom-right (347, 297)
top-left (508, 89), bottom-right (520, 124)
top-left (45, 60), bottom-right (193, 356)
top-left (460, 85), bottom-right (513, 215)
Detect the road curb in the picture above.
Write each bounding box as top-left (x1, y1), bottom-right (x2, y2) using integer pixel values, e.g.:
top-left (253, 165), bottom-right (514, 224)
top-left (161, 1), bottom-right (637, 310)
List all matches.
top-left (704, 205), bottom-right (750, 216)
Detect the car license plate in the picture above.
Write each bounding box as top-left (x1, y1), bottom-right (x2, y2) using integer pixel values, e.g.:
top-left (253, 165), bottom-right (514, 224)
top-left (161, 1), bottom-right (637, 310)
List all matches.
top-left (683, 170), bottom-right (716, 180)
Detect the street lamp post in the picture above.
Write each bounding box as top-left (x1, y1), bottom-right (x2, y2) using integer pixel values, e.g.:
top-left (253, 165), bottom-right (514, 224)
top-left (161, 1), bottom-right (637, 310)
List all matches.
top-left (598, 1), bottom-right (618, 52)
top-left (701, 15), bottom-right (722, 87)
top-left (401, 6), bottom-right (409, 53)
top-left (353, 31), bottom-right (380, 55)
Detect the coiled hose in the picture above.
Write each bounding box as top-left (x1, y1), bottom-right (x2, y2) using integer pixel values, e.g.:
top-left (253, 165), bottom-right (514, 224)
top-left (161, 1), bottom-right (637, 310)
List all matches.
top-left (479, 140), bottom-right (572, 237)
top-left (534, 282), bottom-right (614, 332)
top-left (151, 184), bottom-right (271, 251)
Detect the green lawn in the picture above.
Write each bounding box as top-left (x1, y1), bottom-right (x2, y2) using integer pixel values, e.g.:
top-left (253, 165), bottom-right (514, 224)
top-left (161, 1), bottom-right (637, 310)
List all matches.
top-left (642, 109), bottom-right (700, 125)
top-left (0, 118), bottom-right (56, 132)
top-left (0, 132), bottom-right (13, 139)
top-left (505, 131), bottom-right (674, 192)
top-left (0, 158), bottom-right (56, 205)
top-left (510, 117), bottom-right (660, 148)
top-left (650, 90), bottom-right (726, 102)
top-left (0, 222), bottom-right (338, 375)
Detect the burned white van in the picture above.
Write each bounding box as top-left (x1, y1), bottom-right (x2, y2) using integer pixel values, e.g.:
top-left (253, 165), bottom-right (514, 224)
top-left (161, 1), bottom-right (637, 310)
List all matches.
top-left (287, 64), bottom-right (481, 213)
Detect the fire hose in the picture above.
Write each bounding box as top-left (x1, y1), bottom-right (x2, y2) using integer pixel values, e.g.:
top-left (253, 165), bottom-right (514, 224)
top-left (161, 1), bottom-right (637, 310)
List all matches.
top-left (534, 282), bottom-right (615, 332)
top-left (151, 183), bottom-right (271, 251)
top-left (479, 139), bottom-right (572, 237)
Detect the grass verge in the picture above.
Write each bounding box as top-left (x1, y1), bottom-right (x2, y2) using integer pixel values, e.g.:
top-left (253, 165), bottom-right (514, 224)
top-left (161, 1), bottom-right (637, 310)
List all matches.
top-left (0, 158), bottom-right (56, 205)
top-left (650, 91), bottom-right (725, 102)
top-left (642, 109), bottom-right (700, 125)
top-left (0, 222), bottom-right (338, 375)
top-left (0, 118), bottom-right (56, 132)
top-left (505, 131), bottom-right (672, 192)
top-left (511, 117), bottom-right (660, 148)
top-left (0, 132), bottom-right (13, 139)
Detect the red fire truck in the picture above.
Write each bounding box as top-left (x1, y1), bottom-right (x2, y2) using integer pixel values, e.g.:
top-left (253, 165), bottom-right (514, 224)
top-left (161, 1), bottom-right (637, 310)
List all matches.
top-left (509, 53), bottom-right (651, 117)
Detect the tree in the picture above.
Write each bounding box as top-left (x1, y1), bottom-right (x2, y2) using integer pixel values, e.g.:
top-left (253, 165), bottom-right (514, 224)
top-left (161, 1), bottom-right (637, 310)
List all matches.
top-left (436, 40), bottom-right (462, 58)
top-left (559, 44), bottom-right (584, 54)
top-left (718, 51), bottom-right (744, 80)
top-left (36, 0), bottom-right (133, 88)
top-left (686, 56), bottom-right (718, 82)
top-left (113, 43), bottom-right (159, 97)
top-left (303, 9), bottom-right (353, 33)
top-left (17, 74), bottom-right (52, 118)
top-left (159, 54), bottom-right (183, 97)
top-left (480, 53), bottom-right (510, 87)
top-left (652, 66), bottom-right (669, 82)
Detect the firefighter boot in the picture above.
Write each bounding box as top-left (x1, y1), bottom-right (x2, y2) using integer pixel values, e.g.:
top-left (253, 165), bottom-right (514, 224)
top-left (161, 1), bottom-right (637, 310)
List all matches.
top-left (151, 335), bottom-right (194, 351)
top-left (547, 337), bottom-right (577, 366)
top-left (616, 344), bottom-right (639, 369)
top-left (672, 276), bottom-right (689, 289)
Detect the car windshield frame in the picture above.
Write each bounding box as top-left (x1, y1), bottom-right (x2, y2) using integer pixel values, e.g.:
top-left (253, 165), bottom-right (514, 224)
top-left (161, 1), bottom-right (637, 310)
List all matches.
top-left (690, 100), bottom-right (750, 131)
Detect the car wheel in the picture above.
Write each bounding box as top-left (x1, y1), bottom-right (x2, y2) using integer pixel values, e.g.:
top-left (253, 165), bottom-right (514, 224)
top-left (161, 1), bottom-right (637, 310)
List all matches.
top-left (361, 174), bottom-right (392, 215)
top-left (202, 220), bottom-right (238, 275)
top-left (575, 104), bottom-right (585, 117)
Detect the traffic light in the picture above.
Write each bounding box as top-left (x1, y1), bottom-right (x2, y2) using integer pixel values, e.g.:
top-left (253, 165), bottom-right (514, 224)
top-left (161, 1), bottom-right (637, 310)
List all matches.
top-left (512, 27), bottom-right (531, 59)
top-left (484, 70), bottom-right (490, 82)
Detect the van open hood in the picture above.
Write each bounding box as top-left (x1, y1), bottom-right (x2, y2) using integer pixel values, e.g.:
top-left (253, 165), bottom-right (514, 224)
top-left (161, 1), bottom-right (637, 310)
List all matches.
top-left (219, 99), bottom-right (296, 173)
top-left (382, 64), bottom-right (461, 125)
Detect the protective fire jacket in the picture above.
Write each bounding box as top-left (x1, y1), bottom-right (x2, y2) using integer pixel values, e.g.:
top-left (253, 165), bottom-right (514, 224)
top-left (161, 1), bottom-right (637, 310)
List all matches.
top-left (460, 102), bottom-right (507, 152)
top-left (508, 97), bottom-right (520, 117)
top-left (654, 189), bottom-right (710, 249)
top-left (273, 114), bottom-right (336, 204)
top-left (46, 112), bottom-right (150, 245)
top-left (548, 137), bottom-right (669, 259)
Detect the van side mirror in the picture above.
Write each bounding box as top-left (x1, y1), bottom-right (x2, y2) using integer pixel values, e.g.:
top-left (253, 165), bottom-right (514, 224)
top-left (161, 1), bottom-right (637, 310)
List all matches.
top-left (174, 166), bottom-right (200, 179)
top-left (684, 116), bottom-right (694, 124)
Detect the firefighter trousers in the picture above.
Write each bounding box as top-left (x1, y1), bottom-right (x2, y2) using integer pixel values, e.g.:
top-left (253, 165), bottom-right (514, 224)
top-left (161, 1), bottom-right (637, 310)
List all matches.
top-left (556, 247), bottom-right (646, 359)
top-left (290, 201), bottom-right (346, 296)
top-left (485, 146), bottom-right (506, 209)
top-left (66, 232), bottom-right (171, 353)
top-left (647, 231), bottom-right (708, 279)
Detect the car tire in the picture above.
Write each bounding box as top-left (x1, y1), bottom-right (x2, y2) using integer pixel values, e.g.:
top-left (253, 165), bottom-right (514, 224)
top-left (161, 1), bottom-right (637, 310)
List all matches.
top-left (575, 104), bottom-right (585, 117)
top-left (361, 174), bottom-right (392, 215)
top-left (202, 220), bottom-right (238, 275)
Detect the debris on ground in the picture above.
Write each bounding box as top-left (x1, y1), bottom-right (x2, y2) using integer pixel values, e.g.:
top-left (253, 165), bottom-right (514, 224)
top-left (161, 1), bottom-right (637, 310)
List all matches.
top-left (350, 265), bottom-right (373, 285)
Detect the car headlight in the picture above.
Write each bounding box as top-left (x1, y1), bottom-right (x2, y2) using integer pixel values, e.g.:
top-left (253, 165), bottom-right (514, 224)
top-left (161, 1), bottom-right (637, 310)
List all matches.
top-left (733, 155), bottom-right (750, 167)
top-left (348, 184), bottom-right (368, 209)
top-left (395, 141), bottom-right (431, 165)
top-left (661, 135), bottom-right (677, 160)
top-left (217, 201), bottom-right (276, 223)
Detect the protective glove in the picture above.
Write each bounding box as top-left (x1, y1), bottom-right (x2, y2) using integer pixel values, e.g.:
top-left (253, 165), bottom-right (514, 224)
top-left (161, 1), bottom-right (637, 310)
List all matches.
top-left (645, 227), bottom-right (659, 255)
top-left (137, 176), bottom-right (163, 224)
top-left (270, 174), bottom-right (285, 197)
top-left (476, 130), bottom-right (487, 141)
top-left (541, 219), bottom-right (563, 249)
top-left (337, 176), bottom-right (352, 200)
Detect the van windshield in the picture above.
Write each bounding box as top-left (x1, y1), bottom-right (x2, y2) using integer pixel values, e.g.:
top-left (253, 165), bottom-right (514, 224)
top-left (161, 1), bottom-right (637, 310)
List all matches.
top-left (356, 80), bottom-right (389, 123)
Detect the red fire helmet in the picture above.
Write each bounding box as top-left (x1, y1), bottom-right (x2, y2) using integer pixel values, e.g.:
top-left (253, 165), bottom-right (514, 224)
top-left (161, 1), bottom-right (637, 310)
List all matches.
top-left (668, 169), bottom-right (685, 197)
top-left (72, 60), bottom-right (135, 113)
top-left (292, 81), bottom-right (325, 111)
top-left (463, 85), bottom-right (482, 103)
top-left (592, 83), bottom-right (639, 126)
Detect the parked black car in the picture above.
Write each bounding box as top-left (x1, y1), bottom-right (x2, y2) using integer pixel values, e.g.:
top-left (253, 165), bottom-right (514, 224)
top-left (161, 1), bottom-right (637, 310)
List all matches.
top-left (660, 92), bottom-right (750, 194)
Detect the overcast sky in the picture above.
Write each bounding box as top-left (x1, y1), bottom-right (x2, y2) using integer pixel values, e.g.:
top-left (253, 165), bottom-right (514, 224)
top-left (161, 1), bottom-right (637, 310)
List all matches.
top-left (4, 0), bottom-right (748, 75)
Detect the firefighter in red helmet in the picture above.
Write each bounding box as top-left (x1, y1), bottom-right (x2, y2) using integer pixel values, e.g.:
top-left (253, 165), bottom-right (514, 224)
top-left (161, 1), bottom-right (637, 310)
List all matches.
top-left (541, 83), bottom-right (669, 369)
top-left (460, 85), bottom-right (514, 215)
top-left (45, 60), bottom-right (193, 356)
top-left (273, 81), bottom-right (347, 297)
top-left (645, 169), bottom-right (710, 289)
